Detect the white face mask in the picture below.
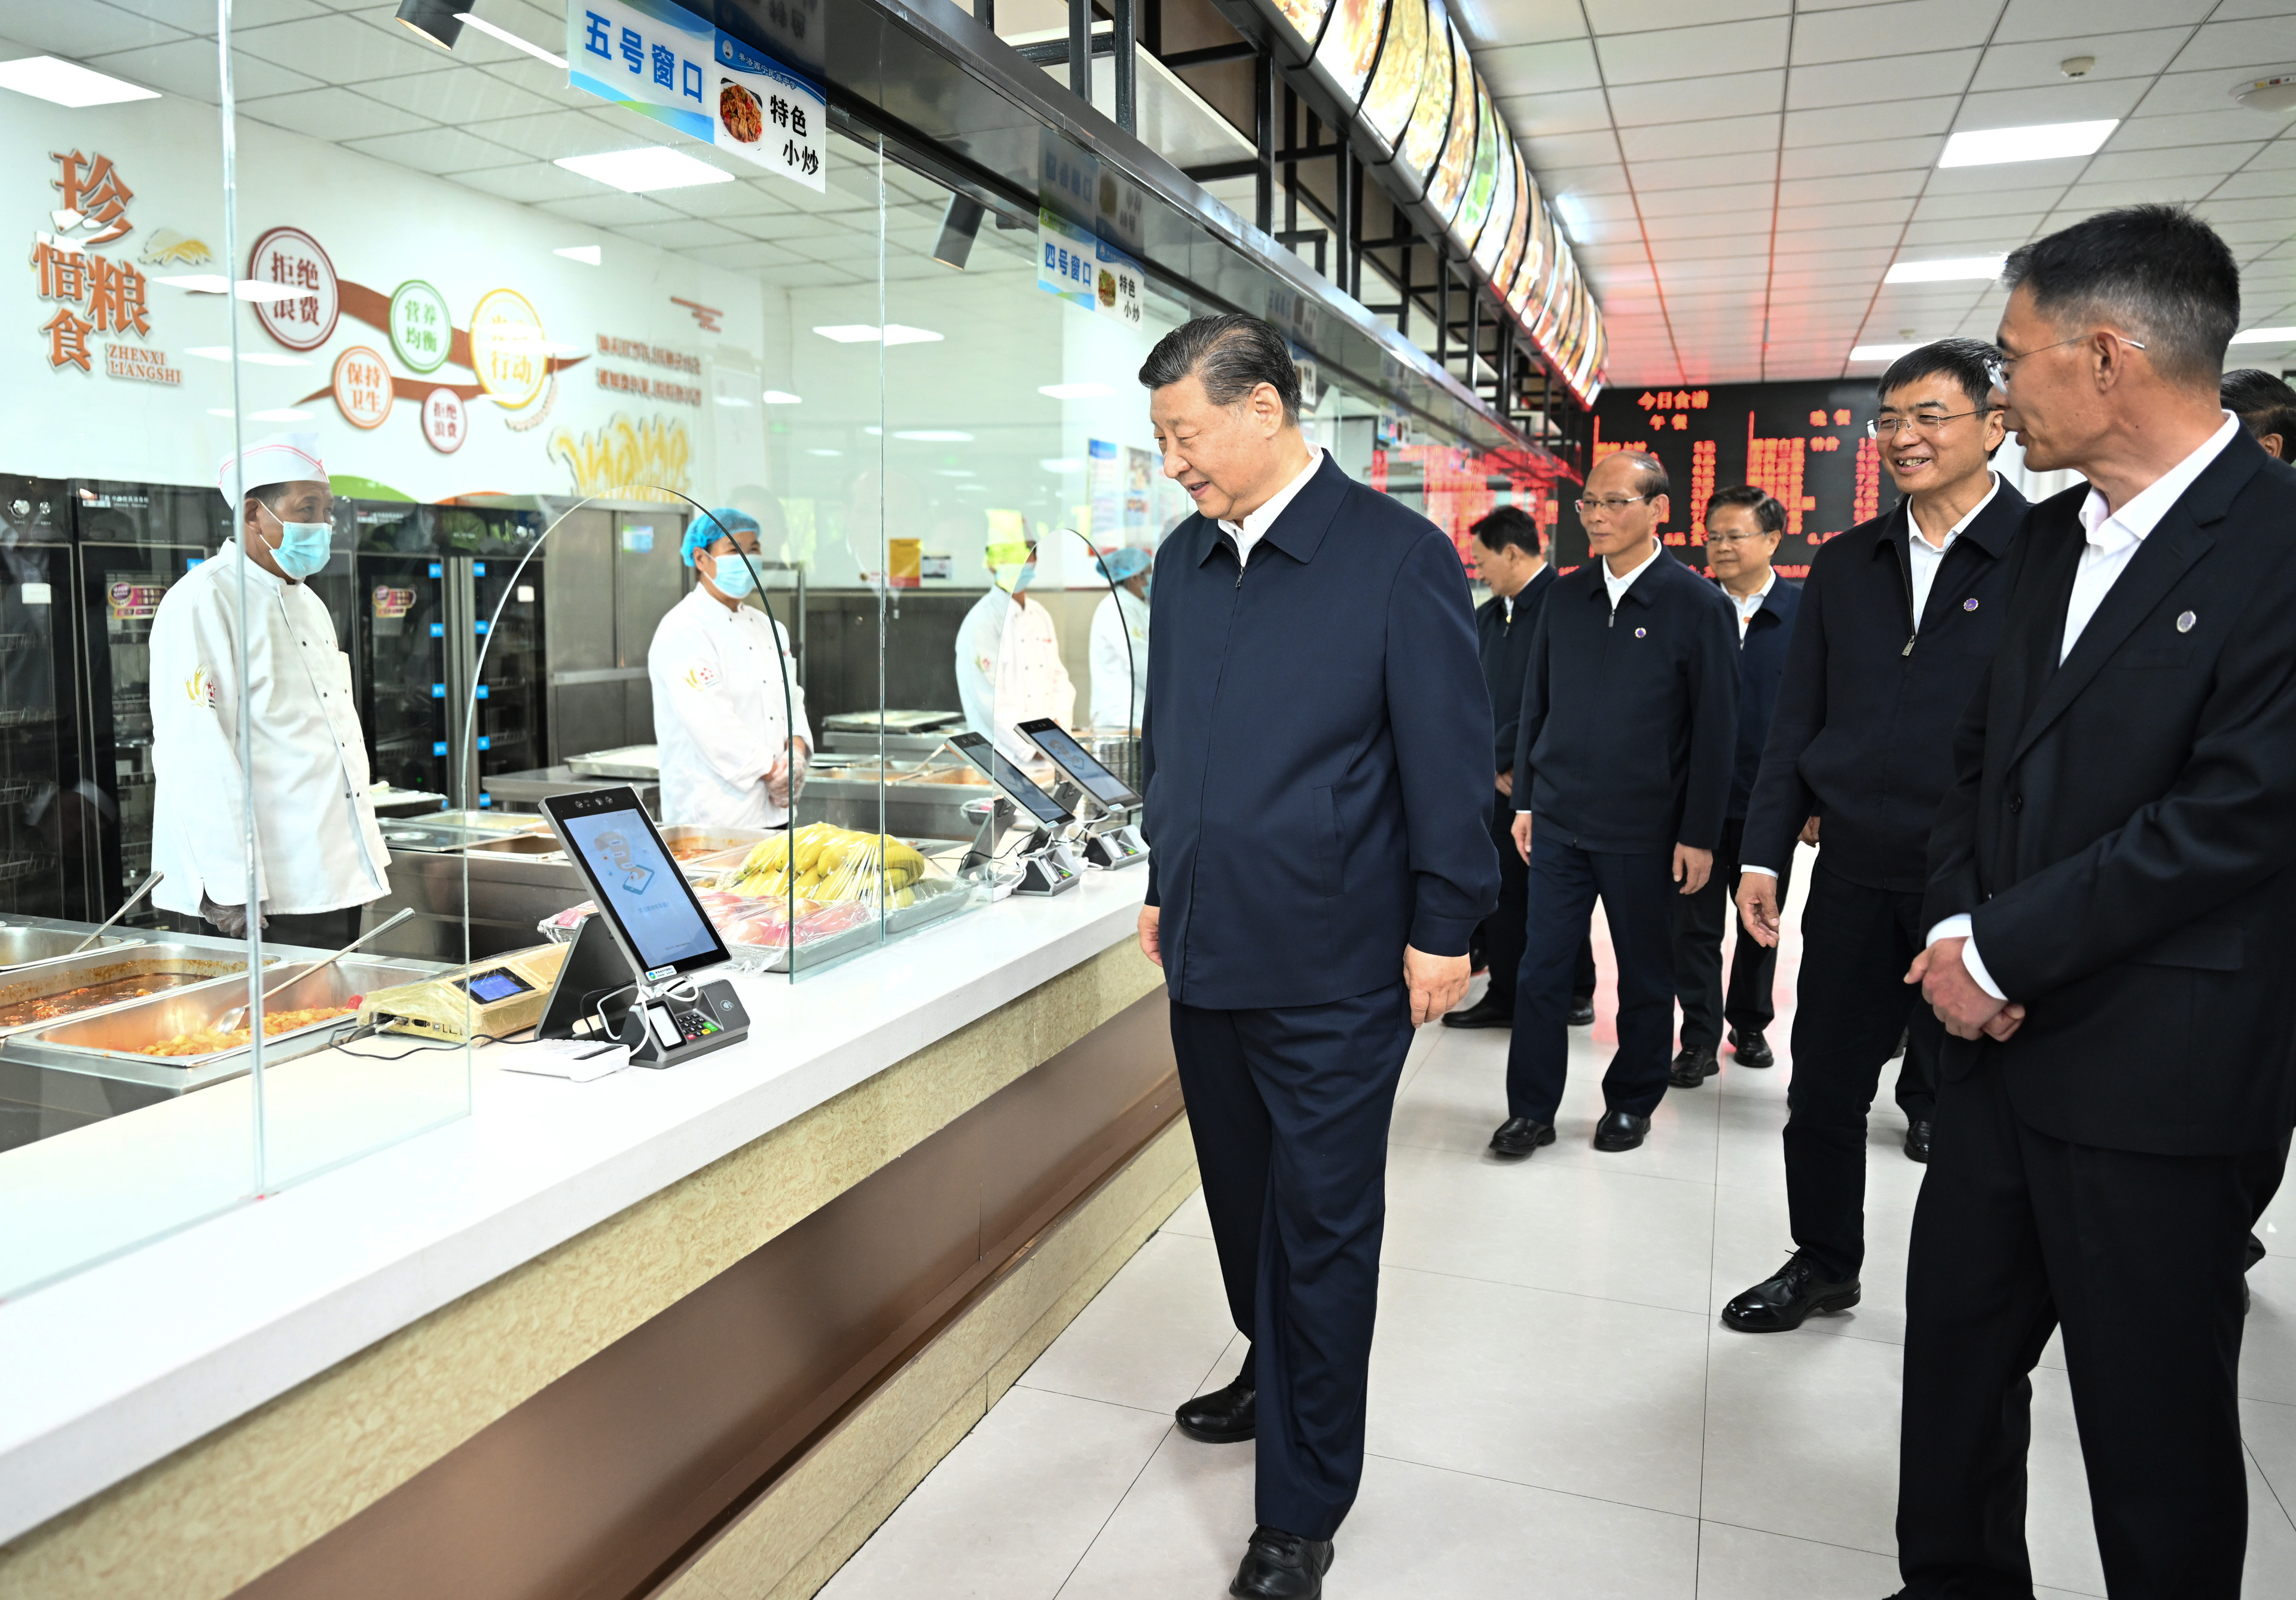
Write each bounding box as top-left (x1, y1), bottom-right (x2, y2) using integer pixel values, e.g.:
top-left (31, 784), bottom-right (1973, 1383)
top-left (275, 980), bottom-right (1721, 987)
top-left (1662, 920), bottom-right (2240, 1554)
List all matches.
top-left (258, 499), bottom-right (332, 580)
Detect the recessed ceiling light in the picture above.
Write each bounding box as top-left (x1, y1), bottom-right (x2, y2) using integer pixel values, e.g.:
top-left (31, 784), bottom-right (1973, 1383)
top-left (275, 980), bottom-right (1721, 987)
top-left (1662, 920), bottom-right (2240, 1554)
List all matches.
top-left (1039, 381), bottom-right (1113, 399)
top-left (881, 324), bottom-right (943, 345)
top-left (553, 244), bottom-right (602, 265)
top-left (894, 429), bottom-right (973, 442)
top-left (806, 447), bottom-right (842, 456)
top-left (453, 11), bottom-right (568, 67)
top-left (2230, 326), bottom-right (2296, 344)
top-left (184, 346), bottom-right (311, 367)
top-left (761, 390), bottom-right (802, 404)
top-left (554, 146), bottom-right (733, 194)
top-left (1849, 343), bottom-right (1921, 362)
top-left (1938, 120), bottom-right (2118, 168)
top-left (1040, 458), bottom-right (1084, 473)
top-left (715, 395), bottom-right (753, 407)
top-left (814, 324), bottom-right (882, 343)
top-left (0, 56), bottom-right (159, 107)
top-left (1884, 255), bottom-right (2006, 284)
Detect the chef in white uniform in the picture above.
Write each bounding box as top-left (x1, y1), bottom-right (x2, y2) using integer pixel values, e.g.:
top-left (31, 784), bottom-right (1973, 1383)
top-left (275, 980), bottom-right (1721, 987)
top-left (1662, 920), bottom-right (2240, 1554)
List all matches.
top-left (1086, 545), bottom-right (1150, 731)
top-left (149, 433), bottom-right (389, 947)
top-left (650, 507), bottom-right (811, 827)
top-left (955, 534), bottom-right (1076, 765)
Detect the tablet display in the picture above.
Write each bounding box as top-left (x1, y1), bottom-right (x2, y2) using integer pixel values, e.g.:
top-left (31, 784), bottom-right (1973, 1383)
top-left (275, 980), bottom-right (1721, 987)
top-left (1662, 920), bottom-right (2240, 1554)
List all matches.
top-left (541, 786), bottom-right (732, 978)
top-left (1018, 718), bottom-right (1140, 808)
top-left (949, 732), bottom-right (1073, 825)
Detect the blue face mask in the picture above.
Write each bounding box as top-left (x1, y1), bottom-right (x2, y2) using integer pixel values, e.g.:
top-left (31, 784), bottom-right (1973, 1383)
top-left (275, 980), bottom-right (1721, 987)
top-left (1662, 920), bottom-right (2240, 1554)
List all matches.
top-left (708, 548), bottom-right (758, 599)
top-left (261, 503), bottom-right (332, 581)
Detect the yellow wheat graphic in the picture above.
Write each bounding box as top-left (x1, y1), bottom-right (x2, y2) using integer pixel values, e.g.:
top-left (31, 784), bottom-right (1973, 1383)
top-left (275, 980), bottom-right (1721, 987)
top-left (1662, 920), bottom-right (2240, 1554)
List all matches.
top-left (546, 413), bottom-right (694, 503)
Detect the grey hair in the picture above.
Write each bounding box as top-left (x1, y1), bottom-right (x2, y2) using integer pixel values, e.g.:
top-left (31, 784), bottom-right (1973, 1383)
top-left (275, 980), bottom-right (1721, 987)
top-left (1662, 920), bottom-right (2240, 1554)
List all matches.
top-left (2001, 204), bottom-right (2239, 390)
top-left (1138, 313), bottom-right (1303, 425)
top-left (1602, 448), bottom-right (1669, 501)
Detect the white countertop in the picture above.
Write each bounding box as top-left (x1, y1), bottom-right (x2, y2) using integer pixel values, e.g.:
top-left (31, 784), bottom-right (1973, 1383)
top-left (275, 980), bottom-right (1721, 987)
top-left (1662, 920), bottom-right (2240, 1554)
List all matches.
top-left (0, 874), bottom-right (1150, 1547)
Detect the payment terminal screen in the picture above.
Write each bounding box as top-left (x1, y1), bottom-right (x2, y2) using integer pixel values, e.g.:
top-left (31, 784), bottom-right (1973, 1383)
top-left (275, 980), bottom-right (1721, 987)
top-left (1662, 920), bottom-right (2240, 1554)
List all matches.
top-left (1021, 720), bottom-right (1139, 807)
top-left (461, 969), bottom-right (532, 1004)
top-left (952, 734), bottom-right (1070, 825)
top-left (558, 807), bottom-right (718, 969)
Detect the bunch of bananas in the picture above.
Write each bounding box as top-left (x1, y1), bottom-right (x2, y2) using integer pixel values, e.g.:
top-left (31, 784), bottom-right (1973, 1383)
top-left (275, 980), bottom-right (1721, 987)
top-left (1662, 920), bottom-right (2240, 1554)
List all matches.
top-left (719, 822), bottom-right (930, 908)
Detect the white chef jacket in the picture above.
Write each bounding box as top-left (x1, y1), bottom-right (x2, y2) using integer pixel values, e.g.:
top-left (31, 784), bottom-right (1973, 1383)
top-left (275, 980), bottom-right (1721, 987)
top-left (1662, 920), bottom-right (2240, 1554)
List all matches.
top-left (649, 584), bottom-right (813, 828)
top-left (148, 541), bottom-right (390, 917)
top-left (1088, 587), bottom-right (1149, 730)
top-left (955, 587), bottom-right (1076, 764)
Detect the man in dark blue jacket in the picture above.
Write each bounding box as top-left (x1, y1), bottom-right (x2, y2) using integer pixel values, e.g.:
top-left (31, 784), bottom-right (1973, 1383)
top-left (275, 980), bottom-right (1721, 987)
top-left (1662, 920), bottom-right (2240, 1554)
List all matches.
top-left (1721, 339), bottom-right (2026, 1334)
top-left (1135, 315), bottom-right (1497, 1600)
top-left (1494, 450), bottom-right (1739, 1158)
top-left (1445, 505), bottom-right (1596, 1030)
top-left (1669, 486), bottom-right (1800, 1087)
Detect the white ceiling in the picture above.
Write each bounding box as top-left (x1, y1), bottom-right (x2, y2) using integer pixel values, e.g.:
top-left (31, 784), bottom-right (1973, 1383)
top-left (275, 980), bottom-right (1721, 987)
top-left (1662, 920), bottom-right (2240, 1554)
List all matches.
top-left (1452, 0), bottom-right (2296, 385)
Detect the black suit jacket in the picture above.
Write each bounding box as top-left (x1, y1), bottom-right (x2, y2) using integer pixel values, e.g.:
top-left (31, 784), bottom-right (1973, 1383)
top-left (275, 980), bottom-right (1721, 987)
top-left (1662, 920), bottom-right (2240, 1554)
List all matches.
top-left (1726, 576), bottom-right (1800, 819)
top-left (1743, 484), bottom-right (2027, 886)
top-left (1514, 547), bottom-right (1739, 854)
top-left (1478, 564), bottom-right (1555, 775)
top-left (1141, 454), bottom-right (1499, 1010)
top-left (1922, 432), bottom-right (2296, 1155)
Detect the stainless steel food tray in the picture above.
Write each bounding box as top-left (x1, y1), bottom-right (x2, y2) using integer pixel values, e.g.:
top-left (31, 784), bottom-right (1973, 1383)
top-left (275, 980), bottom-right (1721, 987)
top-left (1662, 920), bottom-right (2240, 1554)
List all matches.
top-left (0, 924), bottom-right (144, 973)
top-left (0, 945), bottom-right (278, 1040)
top-left (729, 878), bottom-right (979, 973)
top-left (566, 744), bottom-right (661, 780)
top-left (7, 958), bottom-right (437, 1091)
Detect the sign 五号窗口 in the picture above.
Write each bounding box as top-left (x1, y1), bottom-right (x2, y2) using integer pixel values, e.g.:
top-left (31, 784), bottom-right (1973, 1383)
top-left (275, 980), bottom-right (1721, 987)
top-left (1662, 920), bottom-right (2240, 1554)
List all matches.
top-left (567, 1), bottom-right (826, 193)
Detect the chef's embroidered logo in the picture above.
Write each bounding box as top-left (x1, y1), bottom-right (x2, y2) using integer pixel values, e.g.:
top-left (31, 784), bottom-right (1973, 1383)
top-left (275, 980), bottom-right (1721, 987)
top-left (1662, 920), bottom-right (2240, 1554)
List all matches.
top-left (684, 663), bottom-right (718, 689)
top-left (185, 665), bottom-right (214, 707)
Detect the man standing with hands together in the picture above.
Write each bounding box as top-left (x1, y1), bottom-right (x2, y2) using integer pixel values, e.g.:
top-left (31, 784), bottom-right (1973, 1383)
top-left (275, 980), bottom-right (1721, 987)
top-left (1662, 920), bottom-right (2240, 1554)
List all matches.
top-left (1135, 314), bottom-right (1495, 1600)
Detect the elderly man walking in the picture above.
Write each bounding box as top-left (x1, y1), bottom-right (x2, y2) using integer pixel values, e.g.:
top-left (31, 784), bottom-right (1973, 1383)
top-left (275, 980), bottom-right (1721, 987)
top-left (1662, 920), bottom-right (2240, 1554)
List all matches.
top-left (1135, 314), bottom-right (1496, 1599)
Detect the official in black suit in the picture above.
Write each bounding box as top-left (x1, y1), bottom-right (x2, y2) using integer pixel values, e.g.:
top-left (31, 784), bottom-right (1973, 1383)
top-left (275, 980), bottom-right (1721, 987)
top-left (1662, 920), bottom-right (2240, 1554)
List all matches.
top-left (1445, 506), bottom-right (1596, 1030)
top-left (1723, 341), bottom-right (2028, 1333)
top-left (1492, 450), bottom-right (1738, 1158)
top-left (1669, 486), bottom-right (1799, 1088)
top-left (1897, 206), bottom-right (2296, 1598)
top-left (1134, 316), bottom-right (1497, 1600)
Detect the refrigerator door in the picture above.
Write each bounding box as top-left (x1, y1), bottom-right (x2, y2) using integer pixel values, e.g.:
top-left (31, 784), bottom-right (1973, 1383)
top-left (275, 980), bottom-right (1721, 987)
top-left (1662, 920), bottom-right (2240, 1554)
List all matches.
top-left (350, 502), bottom-right (454, 802)
top-left (0, 478), bottom-right (91, 920)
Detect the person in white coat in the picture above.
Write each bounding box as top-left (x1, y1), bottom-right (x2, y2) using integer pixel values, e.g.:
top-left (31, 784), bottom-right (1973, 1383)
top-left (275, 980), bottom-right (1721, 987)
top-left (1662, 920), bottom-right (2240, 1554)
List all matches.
top-left (149, 433), bottom-right (389, 948)
top-left (1087, 545), bottom-right (1150, 731)
top-left (650, 507), bottom-right (811, 828)
top-left (955, 534), bottom-right (1075, 765)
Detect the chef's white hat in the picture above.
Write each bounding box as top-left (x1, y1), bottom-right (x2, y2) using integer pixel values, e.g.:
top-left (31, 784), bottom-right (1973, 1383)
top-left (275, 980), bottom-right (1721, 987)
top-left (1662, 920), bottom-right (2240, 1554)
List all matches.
top-left (216, 432), bottom-right (327, 514)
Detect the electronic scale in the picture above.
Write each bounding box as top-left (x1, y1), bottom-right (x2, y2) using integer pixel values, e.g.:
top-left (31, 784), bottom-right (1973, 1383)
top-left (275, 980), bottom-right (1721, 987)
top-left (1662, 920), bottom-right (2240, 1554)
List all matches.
top-left (357, 941), bottom-right (570, 1043)
top-left (948, 732), bottom-right (1082, 896)
top-left (1017, 717), bottom-right (1149, 871)
top-left (525, 785), bottom-right (752, 1067)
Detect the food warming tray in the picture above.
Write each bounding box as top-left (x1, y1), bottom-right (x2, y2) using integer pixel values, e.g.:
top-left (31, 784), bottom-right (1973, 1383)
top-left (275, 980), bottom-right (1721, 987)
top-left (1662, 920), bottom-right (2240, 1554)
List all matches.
top-left (566, 744), bottom-right (661, 780)
top-left (0, 944), bottom-right (279, 1040)
top-left (0, 924), bottom-right (145, 973)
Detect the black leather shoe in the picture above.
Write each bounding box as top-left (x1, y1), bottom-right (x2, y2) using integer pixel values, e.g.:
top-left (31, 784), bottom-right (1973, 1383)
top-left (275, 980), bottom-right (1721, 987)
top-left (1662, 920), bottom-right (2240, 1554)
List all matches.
top-left (1593, 1110), bottom-right (1650, 1151)
top-left (1668, 1046), bottom-right (1719, 1088)
top-left (1490, 1116), bottom-right (1556, 1157)
top-left (1230, 1526), bottom-right (1334, 1599)
top-left (1442, 995), bottom-right (1513, 1030)
top-left (1722, 1254), bottom-right (1862, 1332)
top-left (1729, 1027), bottom-right (1774, 1068)
top-left (1176, 1377), bottom-right (1255, 1443)
top-left (1568, 992), bottom-right (1596, 1026)
top-left (1903, 1120), bottom-right (1932, 1163)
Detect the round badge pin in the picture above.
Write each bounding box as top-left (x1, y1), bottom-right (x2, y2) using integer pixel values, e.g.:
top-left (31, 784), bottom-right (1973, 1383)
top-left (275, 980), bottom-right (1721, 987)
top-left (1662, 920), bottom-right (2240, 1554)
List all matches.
top-left (1634, 627), bottom-right (1648, 638)
top-left (1963, 597), bottom-right (1979, 610)
top-left (2178, 610), bottom-right (2197, 633)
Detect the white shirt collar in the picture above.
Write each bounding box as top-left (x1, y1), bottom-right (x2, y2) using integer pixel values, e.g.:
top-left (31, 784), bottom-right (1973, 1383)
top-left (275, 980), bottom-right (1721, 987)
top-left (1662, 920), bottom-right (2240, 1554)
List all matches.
top-left (2078, 412), bottom-right (2242, 554)
top-left (1726, 570), bottom-right (1776, 615)
top-left (1601, 538), bottom-right (1662, 609)
top-left (1219, 446), bottom-right (1323, 564)
top-left (1912, 471), bottom-right (2002, 553)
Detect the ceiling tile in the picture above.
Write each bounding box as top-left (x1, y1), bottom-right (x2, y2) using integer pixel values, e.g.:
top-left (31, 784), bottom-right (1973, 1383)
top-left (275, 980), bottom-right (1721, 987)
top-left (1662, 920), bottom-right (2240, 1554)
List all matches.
top-left (1779, 137), bottom-right (1943, 180)
top-left (1790, 48), bottom-right (1980, 111)
top-left (1648, 229), bottom-right (1775, 257)
top-left (2194, 194), bottom-right (2296, 225)
top-left (1995, 0), bottom-right (2215, 42)
top-left (1775, 195), bottom-right (1916, 231)
top-left (2084, 142), bottom-right (2264, 182)
top-left (83, 36), bottom-right (317, 99)
top-left (683, 241), bottom-right (809, 273)
top-left (1777, 169), bottom-right (1927, 207)
top-left (1479, 37), bottom-right (1603, 98)
top-left (339, 124), bottom-right (529, 174)
top-left (0, 0), bottom-right (188, 55)
top-left (1911, 186), bottom-right (2071, 221)
top-left (102, 0), bottom-right (218, 28)
top-left (1923, 158), bottom-right (2090, 196)
top-left (1596, 17), bottom-right (1791, 85)
top-left (2170, 17), bottom-right (2296, 73)
top-left (1627, 151), bottom-right (1780, 192)
top-left (2246, 135), bottom-right (2296, 170)
top-left (239, 84), bottom-right (436, 141)
top-left (1527, 131), bottom-right (1628, 170)
top-left (1898, 217), bottom-right (2038, 247)
top-left (607, 218), bottom-right (750, 250)
top-left (2058, 175), bottom-right (2221, 207)
top-left (2111, 108), bottom-right (2296, 149)
top-left (1606, 69), bottom-right (1785, 126)
top-left (1764, 222), bottom-right (1909, 251)
top-left (1495, 88), bottom-right (1616, 138)
top-left (539, 192), bottom-right (692, 227)
top-left (230, 11), bottom-right (447, 79)
top-left (1970, 28), bottom-right (2193, 94)
top-left (1617, 112), bottom-right (1781, 161)
top-left (445, 163), bottom-right (604, 206)
top-left (1791, 0), bottom-right (2001, 65)
top-left (1451, 0), bottom-right (1586, 47)
top-left (2136, 68), bottom-right (2291, 118)
top-left (2213, 166), bottom-right (2296, 201)
top-left (1635, 181), bottom-right (1781, 218)
top-left (453, 107), bottom-right (631, 161)
top-left (1785, 96), bottom-right (1961, 146)
top-left (1584, 0), bottom-right (1790, 30)
top-left (1952, 76), bottom-right (2150, 129)
top-left (370, 65), bottom-right (568, 124)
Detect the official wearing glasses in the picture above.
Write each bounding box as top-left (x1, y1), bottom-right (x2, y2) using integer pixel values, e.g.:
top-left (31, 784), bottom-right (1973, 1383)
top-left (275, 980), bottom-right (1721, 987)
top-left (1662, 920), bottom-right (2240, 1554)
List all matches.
top-left (1492, 450), bottom-right (1738, 1158)
top-left (1722, 339), bottom-right (2028, 1335)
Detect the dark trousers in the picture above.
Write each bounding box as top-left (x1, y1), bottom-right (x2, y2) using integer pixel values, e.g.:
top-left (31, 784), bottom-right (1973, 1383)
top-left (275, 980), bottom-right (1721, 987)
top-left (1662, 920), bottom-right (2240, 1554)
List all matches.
top-left (1170, 982), bottom-right (1413, 1540)
top-left (1671, 816), bottom-right (1784, 1052)
top-left (1784, 863), bottom-right (1943, 1281)
top-left (1898, 1055), bottom-right (2283, 1598)
top-left (1475, 793), bottom-right (1593, 1015)
top-left (1505, 836), bottom-right (1675, 1122)
top-left (165, 906), bottom-right (364, 950)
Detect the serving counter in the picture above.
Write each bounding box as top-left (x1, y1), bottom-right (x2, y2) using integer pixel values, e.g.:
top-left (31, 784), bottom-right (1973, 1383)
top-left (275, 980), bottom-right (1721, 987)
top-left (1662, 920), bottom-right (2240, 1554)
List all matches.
top-left (0, 870), bottom-right (1183, 1600)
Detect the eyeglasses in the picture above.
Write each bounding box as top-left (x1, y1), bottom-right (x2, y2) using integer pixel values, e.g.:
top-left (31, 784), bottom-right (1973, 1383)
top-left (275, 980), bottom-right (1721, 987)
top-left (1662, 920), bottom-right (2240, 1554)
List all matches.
top-left (1867, 407), bottom-right (1998, 439)
top-left (1574, 494), bottom-right (1653, 517)
top-left (1984, 330), bottom-right (2147, 390)
top-left (1704, 530), bottom-right (1773, 546)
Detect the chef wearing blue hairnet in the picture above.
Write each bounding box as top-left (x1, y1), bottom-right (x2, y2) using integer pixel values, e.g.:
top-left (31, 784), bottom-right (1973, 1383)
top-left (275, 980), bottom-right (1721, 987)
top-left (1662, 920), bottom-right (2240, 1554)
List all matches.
top-left (648, 506), bottom-right (811, 826)
top-left (1088, 545), bottom-right (1150, 731)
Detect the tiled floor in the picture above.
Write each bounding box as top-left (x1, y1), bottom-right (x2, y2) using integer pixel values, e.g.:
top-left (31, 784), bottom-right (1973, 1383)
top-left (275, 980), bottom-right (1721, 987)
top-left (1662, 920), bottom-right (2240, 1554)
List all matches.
top-left (821, 869), bottom-right (2296, 1598)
